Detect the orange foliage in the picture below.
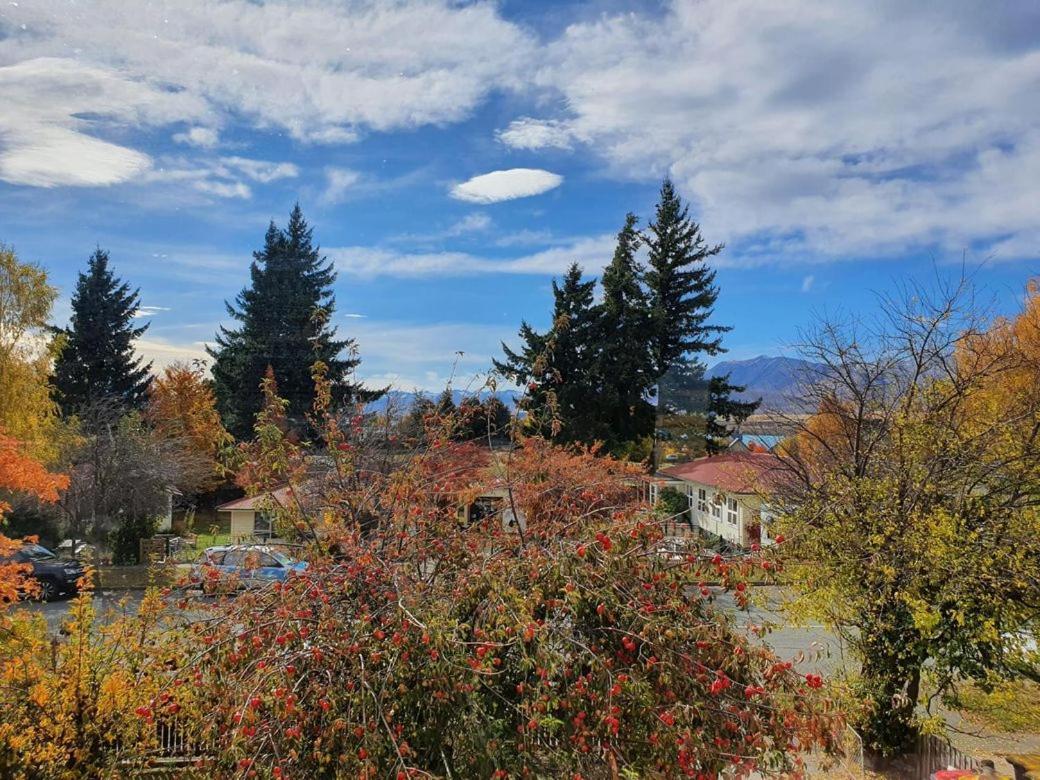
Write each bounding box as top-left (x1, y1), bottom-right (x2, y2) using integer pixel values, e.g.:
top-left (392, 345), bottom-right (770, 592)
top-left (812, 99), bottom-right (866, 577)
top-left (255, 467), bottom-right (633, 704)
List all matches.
top-left (146, 361), bottom-right (231, 489)
top-left (0, 429), bottom-right (68, 606)
top-left (0, 429), bottom-right (68, 515)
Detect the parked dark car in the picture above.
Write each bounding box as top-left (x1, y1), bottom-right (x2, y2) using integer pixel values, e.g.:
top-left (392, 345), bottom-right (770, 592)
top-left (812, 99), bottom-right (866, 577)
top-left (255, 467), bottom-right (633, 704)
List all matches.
top-left (3, 543), bottom-right (87, 601)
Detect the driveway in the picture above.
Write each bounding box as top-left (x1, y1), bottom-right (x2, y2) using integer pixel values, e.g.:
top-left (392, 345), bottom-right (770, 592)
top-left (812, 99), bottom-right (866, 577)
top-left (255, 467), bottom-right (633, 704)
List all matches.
top-left (16, 591), bottom-right (147, 634)
top-left (715, 585), bottom-right (849, 676)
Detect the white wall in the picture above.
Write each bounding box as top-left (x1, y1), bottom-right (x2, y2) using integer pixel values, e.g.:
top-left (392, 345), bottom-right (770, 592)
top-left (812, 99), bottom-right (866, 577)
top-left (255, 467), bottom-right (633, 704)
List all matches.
top-left (675, 480), bottom-right (759, 547)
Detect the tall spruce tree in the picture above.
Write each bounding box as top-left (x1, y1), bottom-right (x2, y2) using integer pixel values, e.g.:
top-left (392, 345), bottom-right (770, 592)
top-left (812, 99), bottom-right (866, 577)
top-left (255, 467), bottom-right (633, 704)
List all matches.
top-left (497, 180), bottom-right (754, 457)
top-left (209, 205), bottom-right (373, 439)
top-left (52, 249), bottom-right (151, 415)
top-left (644, 180), bottom-right (758, 455)
top-left (595, 214), bottom-right (656, 449)
top-left (643, 178), bottom-right (728, 377)
top-left (495, 263), bottom-right (602, 443)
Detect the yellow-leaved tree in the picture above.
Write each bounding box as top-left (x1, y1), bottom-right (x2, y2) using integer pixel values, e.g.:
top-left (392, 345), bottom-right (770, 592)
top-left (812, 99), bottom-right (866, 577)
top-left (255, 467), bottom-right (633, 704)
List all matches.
top-left (146, 360), bottom-right (233, 495)
top-left (775, 277), bottom-right (1040, 759)
top-left (0, 245), bottom-right (63, 462)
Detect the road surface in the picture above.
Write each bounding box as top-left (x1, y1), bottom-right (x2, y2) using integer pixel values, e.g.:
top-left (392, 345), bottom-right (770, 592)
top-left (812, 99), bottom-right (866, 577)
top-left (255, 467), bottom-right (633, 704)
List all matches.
top-left (17, 590), bottom-right (148, 634)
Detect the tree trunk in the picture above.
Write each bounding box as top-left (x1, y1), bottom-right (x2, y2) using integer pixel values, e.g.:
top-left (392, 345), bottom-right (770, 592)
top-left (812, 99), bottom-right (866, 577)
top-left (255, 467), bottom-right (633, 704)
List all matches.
top-left (856, 623), bottom-right (923, 759)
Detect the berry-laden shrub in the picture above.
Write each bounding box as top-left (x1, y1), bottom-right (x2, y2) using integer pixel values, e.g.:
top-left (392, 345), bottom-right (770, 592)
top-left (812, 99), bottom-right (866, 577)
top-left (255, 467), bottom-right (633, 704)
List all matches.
top-left (156, 377), bottom-right (838, 778)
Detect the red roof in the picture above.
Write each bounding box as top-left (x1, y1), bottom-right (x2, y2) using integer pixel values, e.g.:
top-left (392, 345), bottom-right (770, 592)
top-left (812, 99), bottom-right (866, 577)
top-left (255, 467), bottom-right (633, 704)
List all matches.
top-left (217, 486), bottom-right (293, 511)
top-left (658, 452), bottom-right (782, 494)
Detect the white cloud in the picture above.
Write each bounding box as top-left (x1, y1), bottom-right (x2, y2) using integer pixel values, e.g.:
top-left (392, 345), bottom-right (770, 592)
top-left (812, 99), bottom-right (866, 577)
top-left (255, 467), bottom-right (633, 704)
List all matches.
top-left (135, 337), bottom-right (209, 371)
top-left (0, 0), bottom-right (533, 169)
top-left (0, 58), bottom-right (206, 186)
top-left (189, 178), bottom-right (252, 200)
top-left (348, 320), bottom-right (516, 392)
top-left (451, 168), bottom-right (563, 204)
top-left (322, 167), bottom-right (362, 204)
top-left (133, 305), bottom-right (172, 319)
top-left (801, 275), bottom-right (814, 293)
top-left (448, 213), bottom-right (492, 235)
top-left (173, 126), bottom-right (219, 148)
top-left (143, 155), bottom-right (298, 199)
top-left (521, 0), bottom-right (1040, 260)
top-left (328, 234), bottom-right (615, 278)
top-left (497, 118), bottom-right (579, 150)
top-left (221, 156), bottom-right (298, 183)
top-left (390, 212), bottom-right (493, 245)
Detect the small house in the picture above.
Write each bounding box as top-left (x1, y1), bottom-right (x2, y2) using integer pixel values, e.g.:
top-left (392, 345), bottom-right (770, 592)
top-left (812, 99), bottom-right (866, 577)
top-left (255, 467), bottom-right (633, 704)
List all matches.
top-left (654, 452), bottom-right (782, 548)
top-left (216, 486), bottom-right (295, 541)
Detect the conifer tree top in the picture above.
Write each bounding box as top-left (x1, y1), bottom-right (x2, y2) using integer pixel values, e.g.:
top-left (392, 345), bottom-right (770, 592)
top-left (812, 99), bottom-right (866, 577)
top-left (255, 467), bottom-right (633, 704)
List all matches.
top-left (208, 205), bottom-right (380, 439)
top-left (52, 248), bottom-right (152, 414)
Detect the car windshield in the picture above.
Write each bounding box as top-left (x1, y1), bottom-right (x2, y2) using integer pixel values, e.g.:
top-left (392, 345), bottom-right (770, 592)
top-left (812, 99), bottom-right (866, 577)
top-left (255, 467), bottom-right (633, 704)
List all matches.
top-left (269, 551), bottom-right (295, 566)
top-left (21, 544), bottom-right (56, 561)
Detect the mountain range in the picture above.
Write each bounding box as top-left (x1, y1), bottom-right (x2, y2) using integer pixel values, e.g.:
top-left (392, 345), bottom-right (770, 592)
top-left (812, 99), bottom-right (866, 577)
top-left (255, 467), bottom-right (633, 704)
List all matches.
top-left (363, 355), bottom-right (824, 415)
top-left (707, 355), bottom-right (825, 411)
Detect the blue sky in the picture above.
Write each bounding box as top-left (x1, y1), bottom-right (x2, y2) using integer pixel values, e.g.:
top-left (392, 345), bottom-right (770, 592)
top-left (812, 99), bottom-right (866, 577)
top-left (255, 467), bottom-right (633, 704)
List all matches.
top-left (1, 0), bottom-right (1038, 391)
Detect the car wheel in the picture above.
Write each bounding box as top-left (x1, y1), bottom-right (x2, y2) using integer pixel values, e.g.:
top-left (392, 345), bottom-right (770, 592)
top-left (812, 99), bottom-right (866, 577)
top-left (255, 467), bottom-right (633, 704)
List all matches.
top-left (37, 579), bottom-right (58, 602)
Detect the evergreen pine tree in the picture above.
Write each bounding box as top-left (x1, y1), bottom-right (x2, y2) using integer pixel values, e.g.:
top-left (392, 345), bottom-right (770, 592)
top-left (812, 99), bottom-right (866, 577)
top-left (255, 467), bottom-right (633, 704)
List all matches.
top-left (495, 263), bottom-right (600, 443)
top-left (435, 389), bottom-right (457, 417)
top-left (644, 179), bottom-right (758, 458)
top-left (643, 179), bottom-right (728, 377)
top-left (658, 356), bottom-right (710, 415)
top-left (209, 205), bottom-right (376, 439)
top-left (52, 249), bottom-right (151, 415)
top-left (595, 214), bottom-right (656, 449)
top-left (704, 374), bottom-right (760, 455)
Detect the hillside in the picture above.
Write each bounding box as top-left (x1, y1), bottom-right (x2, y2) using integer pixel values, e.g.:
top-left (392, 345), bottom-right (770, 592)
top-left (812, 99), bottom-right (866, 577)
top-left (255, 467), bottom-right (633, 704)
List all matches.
top-left (707, 355), bottom-right (825, 412)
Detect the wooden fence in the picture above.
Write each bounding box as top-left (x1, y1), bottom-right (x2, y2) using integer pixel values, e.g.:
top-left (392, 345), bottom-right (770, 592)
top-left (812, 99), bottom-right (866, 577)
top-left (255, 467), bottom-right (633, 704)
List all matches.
top-left (908, 732), bottom-right (983, 779)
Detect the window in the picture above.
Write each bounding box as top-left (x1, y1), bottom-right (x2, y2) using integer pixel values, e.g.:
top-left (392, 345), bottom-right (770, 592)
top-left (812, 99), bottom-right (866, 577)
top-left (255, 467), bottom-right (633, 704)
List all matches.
top-left (254, 511), bottom-right (274, 539)
top-left (711, 493), bottom-right (721, 519)
top-left (201, 549), bottom-right (226, 566)
top-left (726, 497), bottom-right (738, 525)
top-left (223, 550), bottom-right (246, 568)
top-left (697, 488), bottom-right (707, 513)
top-left (258, 553), bottom-right (281, 568)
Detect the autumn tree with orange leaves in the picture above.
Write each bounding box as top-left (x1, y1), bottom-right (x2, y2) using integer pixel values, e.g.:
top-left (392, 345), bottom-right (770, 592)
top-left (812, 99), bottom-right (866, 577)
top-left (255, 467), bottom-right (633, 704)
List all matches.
top-left (146, 360), bottom-right (233, 494)
top-left (0, 430), bottom-right (68, 603)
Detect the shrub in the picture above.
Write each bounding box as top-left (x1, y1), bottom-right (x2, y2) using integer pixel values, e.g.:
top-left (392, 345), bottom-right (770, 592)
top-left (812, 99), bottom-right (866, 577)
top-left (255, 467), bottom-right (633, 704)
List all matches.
top-left (110, 514), bottom-right (159, 565)
top-left (656, 486), bottom-right (689, 517)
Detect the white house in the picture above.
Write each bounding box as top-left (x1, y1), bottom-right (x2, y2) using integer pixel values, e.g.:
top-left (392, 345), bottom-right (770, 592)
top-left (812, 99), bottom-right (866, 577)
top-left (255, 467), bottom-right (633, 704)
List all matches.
top-left (654, 452), bottom-right (782, 548)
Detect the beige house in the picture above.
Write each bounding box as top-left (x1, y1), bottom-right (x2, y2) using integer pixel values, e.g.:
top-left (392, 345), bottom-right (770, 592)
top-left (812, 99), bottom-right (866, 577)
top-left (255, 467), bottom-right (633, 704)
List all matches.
top-left (654, 452), bottom-right (781, 548)
top-left (216, 486), bottom-right (295, 540)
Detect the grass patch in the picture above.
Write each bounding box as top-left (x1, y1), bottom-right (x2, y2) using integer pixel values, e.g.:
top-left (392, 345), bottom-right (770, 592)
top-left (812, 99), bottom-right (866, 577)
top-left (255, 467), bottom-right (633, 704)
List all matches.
top-left (171, 533), bottom-right (233, 562)
top-left (953, 680), bottom-right (1040, 733)
top-left (193, 532), bottom-right (232, 549)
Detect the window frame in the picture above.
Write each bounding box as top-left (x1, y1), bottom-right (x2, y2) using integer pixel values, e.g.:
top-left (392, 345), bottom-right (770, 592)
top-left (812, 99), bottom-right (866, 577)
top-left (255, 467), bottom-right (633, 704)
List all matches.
top-left (726, 497), bottom-right (739, 525)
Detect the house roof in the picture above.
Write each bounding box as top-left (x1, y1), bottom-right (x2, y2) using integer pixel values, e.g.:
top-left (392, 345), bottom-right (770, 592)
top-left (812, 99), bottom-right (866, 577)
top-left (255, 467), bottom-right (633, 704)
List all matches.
top-left (217, 486), bottom-right (294, 511)
top-left (657, 452), bottom-right (783, 494)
